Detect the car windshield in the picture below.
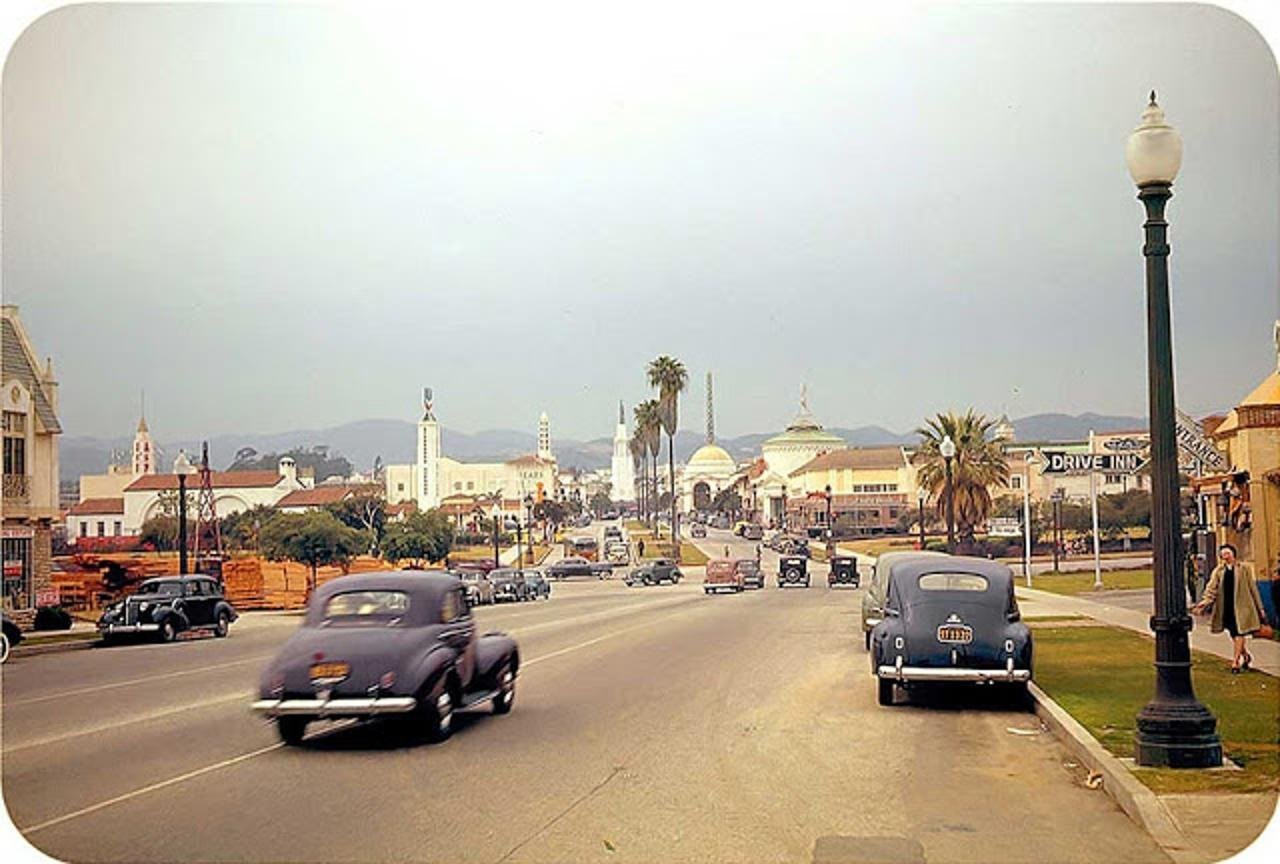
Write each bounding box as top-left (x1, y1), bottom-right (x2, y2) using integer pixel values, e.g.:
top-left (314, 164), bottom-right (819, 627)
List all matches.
top-left (737, 561), bottom-right (759, 573)
top-left (137, 581), bottom-right (182, 597)
top-left (323, 590), bottom-right (411, 620)
top-left (918, 573), bottom-right (990, 592)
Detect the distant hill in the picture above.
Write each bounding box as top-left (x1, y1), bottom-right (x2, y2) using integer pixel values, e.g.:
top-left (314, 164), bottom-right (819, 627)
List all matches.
top-left (59, 411), bottom-right (1147, 484)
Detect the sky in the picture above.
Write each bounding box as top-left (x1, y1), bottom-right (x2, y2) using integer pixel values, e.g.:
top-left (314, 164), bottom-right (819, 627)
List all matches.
top-left (2, 1), bottom-right (1278, 444)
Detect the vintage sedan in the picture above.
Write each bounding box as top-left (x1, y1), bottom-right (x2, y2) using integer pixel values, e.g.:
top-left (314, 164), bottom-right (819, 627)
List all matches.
top-left (777, 555), bottom-right (810, 588)
top-left (488, 569), bottom-right (529, 603)
top-left (860, 551), bottom-right (948, 649)
top-left (625, 558), bottom-right (682, 587)
top-left (252, 571), bottom-right (519, 745)
top-left (524, 570), bottom-right (551, 600)
top-left (870, 556), bottom-right (1032, 706)
top-left (690, 523), bottom-right (707, 539)
top-left (703, 558), bottom-right (743, 594)
top-left (742, 524), bottom-right (764, 541)
top-left (735, 559), bottom-right (765, 590)
top-left (458, 570), bottom-right (495, 606)
top-left (98, 575), bottom-right (238, 643)
top-left (828, 554), bottom-right (860, 589)
top-left (546, 556), bottom-right (595, 580)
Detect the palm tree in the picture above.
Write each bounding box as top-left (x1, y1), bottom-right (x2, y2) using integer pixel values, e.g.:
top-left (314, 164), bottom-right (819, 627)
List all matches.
top-left (635, 400), bottom-right (663, 531)
top-left (647, 356), bottom-right (688, 542)
top-left (629, 434), bottom-right (647, 522)
top-left (914, 410), bottom-right (1010, 547)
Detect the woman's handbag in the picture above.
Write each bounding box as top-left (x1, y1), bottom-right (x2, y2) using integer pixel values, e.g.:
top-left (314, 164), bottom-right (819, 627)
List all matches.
top-left (1258, 623), bottom-right (1275, 639)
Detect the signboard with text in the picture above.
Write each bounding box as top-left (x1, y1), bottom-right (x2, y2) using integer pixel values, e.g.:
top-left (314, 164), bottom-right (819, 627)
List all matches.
top-left (1175, 410), bottom-right (1226, 471)
top-left (1040, 451), bottom-right (1146, 475)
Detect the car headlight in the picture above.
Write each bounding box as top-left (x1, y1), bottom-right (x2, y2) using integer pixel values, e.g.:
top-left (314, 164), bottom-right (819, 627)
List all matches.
top-left (138, 602), bottom-right (150, 612)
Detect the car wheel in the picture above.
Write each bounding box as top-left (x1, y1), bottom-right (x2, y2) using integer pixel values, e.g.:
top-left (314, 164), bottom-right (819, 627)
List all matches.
top-left (704, 587), bottom-right (710, 594)
top-left (492, 662), bottom-right (516, 715)
top-left (0, 632), bottom-right (9, 664)
top-left (864, 630), bottom-right (871, 651)
top-left (214, 611), bottom-right (230, 638)
top-left (277, 717), bottom-right (308, 746)
top-left (158, 618), bottom-right (177, 643)
top-left (877, 677), bottom-right (895, 706)
top-left (423, 682), bottom-right (455, 742)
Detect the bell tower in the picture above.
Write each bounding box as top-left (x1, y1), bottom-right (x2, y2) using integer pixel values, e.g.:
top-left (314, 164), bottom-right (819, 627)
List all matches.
top-left (131, 390), bottom-right (156, 476)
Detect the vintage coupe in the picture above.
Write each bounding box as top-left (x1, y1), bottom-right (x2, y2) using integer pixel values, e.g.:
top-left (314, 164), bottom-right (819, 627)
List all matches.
top-left (546, 556), bottom-right (612, 580)
top-left (869, 556), bottom-right (1032, 706)
top-left (777, 555), bottom-right (810, 588)
top-left (488, 569), bottom-right (529, 603)
top-left (458, 570), bottom-right (496, 606)
top-left (828, 554), bottom-right (860, 589)
top-left (703, 558), bottom-right (743, 594)
top-left (625, 558), bottom-right (682, 587)
top-left (523, 570), bottom-right (551, 600)
top-left (98, 575), bottom-right (237, 643)
top-left (252, 571), bottom-right (519, 745)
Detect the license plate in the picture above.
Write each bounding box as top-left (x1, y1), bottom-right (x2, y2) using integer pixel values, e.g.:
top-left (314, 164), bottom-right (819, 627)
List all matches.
top-left (937, 625), bottom-right (973, 644)
top-left (310, 662), bottom-right (350, 680)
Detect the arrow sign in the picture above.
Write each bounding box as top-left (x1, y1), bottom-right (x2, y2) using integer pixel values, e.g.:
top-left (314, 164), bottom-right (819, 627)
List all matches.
top-left (1175, 409), bottom-right (1226, 472)
top-left (1040, 452), bottom-right (1145, 475)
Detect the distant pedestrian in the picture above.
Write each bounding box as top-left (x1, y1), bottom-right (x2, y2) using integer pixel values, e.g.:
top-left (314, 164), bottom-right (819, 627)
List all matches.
top-left (1192, 544), bottom-right (1270, 673)
top-left (637, 539), bottom-right (645, 560)
top-left (755, 544), bottom-right (762, 565)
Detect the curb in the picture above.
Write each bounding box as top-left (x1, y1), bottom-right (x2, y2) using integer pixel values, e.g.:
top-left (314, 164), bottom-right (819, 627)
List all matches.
top-left (1029, 682), bottom-right (1202, 863)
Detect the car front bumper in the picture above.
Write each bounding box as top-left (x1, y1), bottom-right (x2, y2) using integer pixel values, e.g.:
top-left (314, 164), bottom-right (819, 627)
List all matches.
top-left (877, 659), bottom-right (1031, 683)
top-left (97, 623), bottom-right (160, 634)
top-left (251, 696), bottom-right (418, 717)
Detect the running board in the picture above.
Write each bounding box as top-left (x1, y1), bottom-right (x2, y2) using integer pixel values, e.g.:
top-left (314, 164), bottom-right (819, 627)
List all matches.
top-left (458, 689), bottom-right (500, 709)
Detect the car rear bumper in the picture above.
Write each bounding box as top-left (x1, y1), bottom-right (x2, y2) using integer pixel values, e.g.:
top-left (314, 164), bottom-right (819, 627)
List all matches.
top-left (251, 697), bottom-right (418, 717)
top-left (97, 623), bottom-right (160, 634)
top-left (877, 661), bottom-right (1031, 683)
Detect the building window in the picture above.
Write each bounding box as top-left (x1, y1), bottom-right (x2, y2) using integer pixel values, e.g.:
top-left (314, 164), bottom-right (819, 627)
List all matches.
top-left (1104, 474), bottom-right (1123, 485)
top-left (79, 522), bottom-right (88, 537)
top-left (467, 481), bottom-right (474, 491)
top-left (114, 521), bottom-right (122, 536)
top-left (397, 483), bottom-right (405, 492)
top-left (1010, 475), bottom-right (1022, 490)
top-left (3, 411), bottom-right (26, 477)
top-left (97, 521), bottom-right (106, 537)
top-left (453, 482), bottom-right (461, 491)
top-left (2, 535), bottom-right (33, 611)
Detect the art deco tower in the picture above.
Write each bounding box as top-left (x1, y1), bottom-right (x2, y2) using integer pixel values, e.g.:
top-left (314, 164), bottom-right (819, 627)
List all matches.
top-left (610, 401), bottom-right (635, 502)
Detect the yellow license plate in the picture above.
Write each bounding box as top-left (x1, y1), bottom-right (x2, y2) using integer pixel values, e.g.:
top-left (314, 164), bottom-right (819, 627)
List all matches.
top-left (309, 662), bottom-right (350, 680)
top-left (937, 626), bottom-right (973, 644)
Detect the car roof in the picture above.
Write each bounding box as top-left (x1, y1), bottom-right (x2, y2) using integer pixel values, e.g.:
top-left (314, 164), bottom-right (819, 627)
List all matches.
top-left (309, 570), bottom-right (457, 625)
top-left (887, 556), bottom-right (1014, 593)
top-left (874, 550), bottom-right (948, 568)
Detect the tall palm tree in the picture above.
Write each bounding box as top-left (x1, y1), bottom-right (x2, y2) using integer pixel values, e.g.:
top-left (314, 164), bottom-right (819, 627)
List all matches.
top-left (647, 356), bottom-right (688, 542)
top-left (629, 434), bottom-right (646, 522)
top-left (914, 410), bottom-right (1010, 546)
top-left (635, 399), bottom-right (663, 531)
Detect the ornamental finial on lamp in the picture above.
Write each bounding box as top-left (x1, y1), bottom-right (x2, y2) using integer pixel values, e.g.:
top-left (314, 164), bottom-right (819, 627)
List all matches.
top-left (1126, 91), bottom-right (1182, 186)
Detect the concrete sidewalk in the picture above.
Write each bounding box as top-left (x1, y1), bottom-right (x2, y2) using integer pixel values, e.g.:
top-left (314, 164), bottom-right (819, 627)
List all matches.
top-left (1016, 585), bottom-right (1279, 675)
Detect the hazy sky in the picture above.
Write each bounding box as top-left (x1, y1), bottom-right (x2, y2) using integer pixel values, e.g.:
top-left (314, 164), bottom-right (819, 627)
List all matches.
top-left (3, 2), bottom-right (1278, 443)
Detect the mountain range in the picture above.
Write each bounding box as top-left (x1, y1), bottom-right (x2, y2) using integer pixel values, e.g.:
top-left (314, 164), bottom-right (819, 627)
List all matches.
top-left (59, 412), bottom-right (1148, 486)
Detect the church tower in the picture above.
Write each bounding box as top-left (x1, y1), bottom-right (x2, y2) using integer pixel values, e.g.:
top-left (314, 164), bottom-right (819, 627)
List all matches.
top-left (537, 412), bottom-right (552, 461)
top-left (131, 392), bottom-right (156, 476)
top-left (610, 401), bottom-right (635, 502)
top-left (417, 388), bottom-right (442, 510)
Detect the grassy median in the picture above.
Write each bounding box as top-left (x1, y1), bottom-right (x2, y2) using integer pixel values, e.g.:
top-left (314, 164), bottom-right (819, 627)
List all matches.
top-left (1030, 568), bottom-right (1153, 595)
top-left (1034, 624), bottom-right (1279, 794)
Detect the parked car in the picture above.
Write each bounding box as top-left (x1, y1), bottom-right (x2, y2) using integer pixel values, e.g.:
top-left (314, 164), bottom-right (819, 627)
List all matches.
top-left (690, 523), bottom-right (707, 538)
top-left (861, 551), bottom-right (949, 649)
top-left (732, 521), bottom-right (750, 536)
top-left (1, 611), bottom-right (22, 663)
top-left (97, 575), bottom-right (237, 643)
top-left (870, 556), bottom-right (1032, 706)
top-left (546, 556), bottom-right (595, 580)
top-left (704, 558), bottom-right (744, 594)
top-left (458, 570), bottom-right (495, 606)
top-left (252, 571), bottom-right (520, 745)
top-left (625, 558), bottom-right (682, 587)
top-left (489, 569), bottom-right (529, 603)
top-left (828, 554), bottom-right (860, 589)
top-left (777, 555), bottom-right (809, 588)
top-left (524, 570), bottom-right (551, 600)
top-left (735, 559), bottom-right (765, 590)
top-left (742, 524), bottom-right (764, 541)
top-left (605, 541), bottom-right (631, 565)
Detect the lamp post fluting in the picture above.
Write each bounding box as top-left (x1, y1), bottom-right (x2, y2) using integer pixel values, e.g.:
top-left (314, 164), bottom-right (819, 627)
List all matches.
top-left (173, 451), bottom-right (195, 575)
top-left (1126, 93), bottom-right (1221, 768)
top-left (940, 435), bottom-right (956, 553)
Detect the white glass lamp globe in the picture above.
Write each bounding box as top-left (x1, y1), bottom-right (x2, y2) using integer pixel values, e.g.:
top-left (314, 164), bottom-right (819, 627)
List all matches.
top-left (940, 435), bottom-right (957, 460)
top-left (1126, 92), bottom-right (1182, 186)
top-left (173, 450), bottom-right (196, 475)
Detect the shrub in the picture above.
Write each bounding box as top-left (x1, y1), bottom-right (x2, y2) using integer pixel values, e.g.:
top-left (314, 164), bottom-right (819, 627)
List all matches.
top-left (924, 539), bottom-right (949, 553)
top-left (34, 605), bottom-right (73, 631)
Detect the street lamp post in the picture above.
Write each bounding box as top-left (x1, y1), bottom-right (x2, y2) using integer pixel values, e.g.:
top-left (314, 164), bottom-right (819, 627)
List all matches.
top-left (824, 485), bottom-right (834, 558)
top-left (940, 435), bottom-right (957, 553)
top-left (1023, 451), bottom-right (1038, 587)
top-left (1126, 93), bottom-right (1221, 768)
top-left (524, 494), bottom-right (535, 566)
top-left (173, 451), bottom-right (196, 575)
top-left (491, 507), bottom-right (501, 570)
top-left (1051, 490), bottom-right (1063, 572)
top-left (917, 486), bottom-right (927, 550)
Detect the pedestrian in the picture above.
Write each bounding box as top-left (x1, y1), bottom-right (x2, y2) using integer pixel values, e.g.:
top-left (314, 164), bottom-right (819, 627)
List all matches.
top-left (756, 544), bottom-right (762, 565)
top-left (637, 538), bottom-right (645, 560)
top-left (724, 545), bottom-right (730, 558)
top-left (1192, 544), bottom-right (1270, 673)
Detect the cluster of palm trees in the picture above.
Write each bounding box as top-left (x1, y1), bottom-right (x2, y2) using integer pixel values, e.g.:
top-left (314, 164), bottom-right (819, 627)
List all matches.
top-left (628, 356), bottom-right (688, 537)
top-left (914, 409), bottom-right (1011, 547)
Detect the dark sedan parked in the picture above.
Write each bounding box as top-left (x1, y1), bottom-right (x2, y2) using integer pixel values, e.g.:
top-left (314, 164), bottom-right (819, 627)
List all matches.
top-left (98, 576), bottom-right (237, 643)
top-left (870, 557), bottom-right (1032, 706)
top-left (252, 571), bottom-right (519, 745)
top-left (828, 555), bottom-right (860, 588)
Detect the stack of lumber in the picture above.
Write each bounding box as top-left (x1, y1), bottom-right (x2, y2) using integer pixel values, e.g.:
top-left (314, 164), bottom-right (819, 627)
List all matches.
top-left (221, 558), bottom-right (267, 609)
top-left (256, 555), bottom-right (396, 610)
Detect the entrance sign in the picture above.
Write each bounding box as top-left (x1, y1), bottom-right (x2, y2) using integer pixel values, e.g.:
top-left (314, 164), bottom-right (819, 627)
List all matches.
top-left (1175, 410), bottom-right (1226, 471)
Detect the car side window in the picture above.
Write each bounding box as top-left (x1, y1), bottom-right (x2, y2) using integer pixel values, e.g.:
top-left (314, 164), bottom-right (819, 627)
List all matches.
top-left (185, 581), bottom-right (201, 597)
top-left (440, 591), bottom-right (459, 624)
top-left (456, 588), bottom-right (471, 618)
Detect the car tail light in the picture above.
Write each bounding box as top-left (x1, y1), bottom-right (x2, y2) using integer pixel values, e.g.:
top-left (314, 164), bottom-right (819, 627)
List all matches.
top-left (379, 671), bottom-right (396, 690)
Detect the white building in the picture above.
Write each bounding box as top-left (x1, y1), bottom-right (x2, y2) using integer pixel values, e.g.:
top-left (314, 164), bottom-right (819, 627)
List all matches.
top-left (751, 387), bottom-right (846, 527)
top-left (679, 373), bottom-right (738, 512)
top-left (609, 401), bottom-right (635, 502)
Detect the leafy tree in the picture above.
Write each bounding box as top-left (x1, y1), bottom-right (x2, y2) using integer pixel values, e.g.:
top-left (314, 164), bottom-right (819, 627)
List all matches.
top-left (711, 487), bottom-right (742, 515)
top-left (259, 510), bottom-right (365, 597)
top-left (534, 498), bottom-right (567, 527)
top-left (647, 356), bottom-right (688, 539)
top-left (227, 445), bottom-right (353, 483)
top-left (629, 435), bottom-right (646, 519)
top-left (327, 494), bottom-right (387, 553)
top-left (588, 490), bottom-right (613, 517)
top-left (221, 505), bottom-right (279, 552)
top-left (382, 509), bottom-right (454, 568)
top-left (139, 515), bottom-right (179, 552)
top-left (914, 410), bottom-right (1010, 544)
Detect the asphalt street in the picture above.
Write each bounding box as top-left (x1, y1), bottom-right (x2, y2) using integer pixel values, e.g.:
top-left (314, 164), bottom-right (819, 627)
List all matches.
top-left (1, 526), bottom-right (1167, 863)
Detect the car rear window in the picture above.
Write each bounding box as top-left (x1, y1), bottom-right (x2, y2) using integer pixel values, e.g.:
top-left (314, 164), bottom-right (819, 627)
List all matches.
top-left (706, 560), bottom-right (735, 577)
top-left (323, 590), bottom-right (410, 619)
top-left (918, 573), bottom-right (989, 592)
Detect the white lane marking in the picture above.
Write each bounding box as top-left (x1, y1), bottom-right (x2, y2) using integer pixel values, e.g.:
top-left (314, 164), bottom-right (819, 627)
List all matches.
top-left (14, 591), bottom-right (712, 833)
top-left (7, 655), bottom-right (271, 707)
top-left (20, 743), bottom-right (286, 835)
top-left (4, 692), bottom-right (252, 754)
top-left (504, 594), bottom-right (694, 637)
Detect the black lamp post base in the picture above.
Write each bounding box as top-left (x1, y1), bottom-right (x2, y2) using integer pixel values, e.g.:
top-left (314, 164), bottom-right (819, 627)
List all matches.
top-left (1135, 702), bottom-right (1222, 768)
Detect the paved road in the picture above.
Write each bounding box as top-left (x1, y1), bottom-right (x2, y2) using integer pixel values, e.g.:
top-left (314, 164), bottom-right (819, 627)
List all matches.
top-left (3, 542), bottom-right (1166, 863)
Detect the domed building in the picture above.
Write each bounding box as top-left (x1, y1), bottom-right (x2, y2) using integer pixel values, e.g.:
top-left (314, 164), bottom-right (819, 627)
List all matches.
top-left (679, 373), bottom-right (740, 513)
top-left (752, 386), bottom-right (846, 527)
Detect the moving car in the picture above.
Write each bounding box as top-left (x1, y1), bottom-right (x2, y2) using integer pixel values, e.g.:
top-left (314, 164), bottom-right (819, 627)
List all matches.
top-left (625, 558), bottom-right (682, 587)
top-left (777, 555), bottom-right (809, 588)
top-left (252, 571), bottom-right (520, 745)
top-left (524, 570), bottom-right (551, 600)
top-left (828, 554), bottom-right (860, 589)
top-left (458, 570), bottom-right (496, 606)
top-left (605, 540), bottom-right (631, 565)
top-left (488, 569), bottom-right (529, 603)
top-left (741, 524), bottom-right (763, 541)
top-left (704, 558), bottom-right (744, 594)
top-left (603, 525), bottom-right (623, 542)
top-left (869, 556), bottom-right (1032, 706)
top-left (97, 575), bottom-right (237, 643)
top-left (735, 559), bottom-right (765, 590)
top-left (690, 523), bottom-right (707, 538)
top-left (861, 551), bottom-right (949, 649)
top-left (546, 556), bottom-right (595, 579)
top-left (1, 611), bottom-right (22, 663)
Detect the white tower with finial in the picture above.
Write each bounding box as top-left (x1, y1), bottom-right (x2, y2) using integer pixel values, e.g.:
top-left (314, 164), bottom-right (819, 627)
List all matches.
top-left (131, 390), bottom-right (156, 476)
top-left (538, 412), bottom-right (552, 461)
top-left (610, 401), bottom-right (635, 502)
top-left (417, 387), bottom-right (442, 510)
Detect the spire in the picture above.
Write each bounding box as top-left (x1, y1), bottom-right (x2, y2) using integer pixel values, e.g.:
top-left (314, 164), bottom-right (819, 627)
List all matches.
top-left (422, 387), bottom-right (436, 422)
top-left (705, 372), bottom-right (715, 444)
top-left (619, 400), bottom-right (625, 425)
top-left (137, 389), bottom-right (149, 433)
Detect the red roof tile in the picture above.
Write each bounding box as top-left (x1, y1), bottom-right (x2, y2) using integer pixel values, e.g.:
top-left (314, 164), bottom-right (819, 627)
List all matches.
top-left (276, 487), bottom-right (358, 508)
top-left (124, 471), bottom-right (284, 492)
top-left (790, 447), bottom-right (905, 476)
top-left (68, 497), bottom-right (125, 516)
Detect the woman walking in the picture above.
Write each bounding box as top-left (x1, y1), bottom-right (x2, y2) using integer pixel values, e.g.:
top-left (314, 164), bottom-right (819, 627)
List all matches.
top-left (1192, 544), bottom-right (1269, 673)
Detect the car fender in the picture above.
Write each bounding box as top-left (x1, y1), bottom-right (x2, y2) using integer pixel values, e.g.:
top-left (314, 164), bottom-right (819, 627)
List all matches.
top-left (213, 601), bottom-right (238, 622)
top-left (160, 605), bottom-right (190, 631)
top-left (406, 643), bottom-right (458, 697)
top-left (474, 633), bottom-right (520, 691)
